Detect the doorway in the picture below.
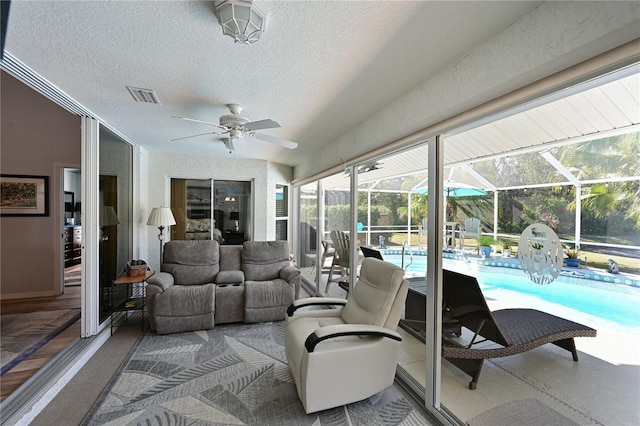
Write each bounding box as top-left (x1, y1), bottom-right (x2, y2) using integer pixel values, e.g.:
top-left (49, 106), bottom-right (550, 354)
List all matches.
top-left (62, 168), bottom-right (82, 290)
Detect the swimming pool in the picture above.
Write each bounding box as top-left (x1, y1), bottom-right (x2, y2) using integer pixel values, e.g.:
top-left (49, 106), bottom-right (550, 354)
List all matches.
top-left (381, 251), bottom-right (640, 334)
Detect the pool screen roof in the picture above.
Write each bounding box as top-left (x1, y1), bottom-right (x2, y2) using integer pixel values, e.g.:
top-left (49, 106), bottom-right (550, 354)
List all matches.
top-left (320, 67), bottom-right (639, 192)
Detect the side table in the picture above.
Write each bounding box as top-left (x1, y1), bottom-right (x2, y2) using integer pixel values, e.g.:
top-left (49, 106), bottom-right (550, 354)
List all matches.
top-left (111, 271), bottom-right (154, 335)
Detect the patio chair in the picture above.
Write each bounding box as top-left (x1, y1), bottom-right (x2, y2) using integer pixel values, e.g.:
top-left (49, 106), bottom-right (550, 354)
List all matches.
top-left (418, 217), bottom-right (427, 249)
top-left (326, 230), bottom-right (351, 293)
top-left (460, 217), bottom-right (481, 253)
top-left (317, 239), bottom-right (335, 275)
top-left (441, 269), bottom-right (596, 390)
top-left (326, 230), bottom-right (368, 294)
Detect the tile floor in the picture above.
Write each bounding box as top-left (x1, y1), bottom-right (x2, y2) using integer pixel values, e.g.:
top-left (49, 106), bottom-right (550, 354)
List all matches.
top-left (301, 263), bottom-right (640, 425)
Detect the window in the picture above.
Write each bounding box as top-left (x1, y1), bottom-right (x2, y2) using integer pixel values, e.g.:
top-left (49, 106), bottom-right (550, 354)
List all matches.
top-left (276, 185), bottom-right (288, 240)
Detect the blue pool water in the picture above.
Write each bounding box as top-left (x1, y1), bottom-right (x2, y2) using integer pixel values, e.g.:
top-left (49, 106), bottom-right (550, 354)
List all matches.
top-left (382, 253), bottom-right (640, 334)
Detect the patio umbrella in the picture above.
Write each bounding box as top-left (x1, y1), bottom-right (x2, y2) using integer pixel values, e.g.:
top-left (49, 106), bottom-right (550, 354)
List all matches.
top-left (411, 180), bottom-right (487, 197)
top-left (411, 180), bottom-right (487, 222)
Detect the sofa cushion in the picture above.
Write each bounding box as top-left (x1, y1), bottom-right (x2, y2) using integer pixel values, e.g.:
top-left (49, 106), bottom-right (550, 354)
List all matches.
top-left (219, 245), bottom-right (242, 271)
top-left (215, 283), bottom-right (244, 324)
top-left (242, 241), bottom-right (290, 281)
top-left (244, 279), bottom-right (295, 323)
top-left (162, 240), bottom-right (220, 285)
top-left (151, 283), bottom-right (216, 334)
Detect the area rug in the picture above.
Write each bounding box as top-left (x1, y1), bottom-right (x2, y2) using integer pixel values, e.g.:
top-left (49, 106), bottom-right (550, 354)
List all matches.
top-left (82, 321), bottom-right (434, 425)
top-left (1, 308), bottom-right (81, 375)
top-left (467, 398), bottom-right (581, 426)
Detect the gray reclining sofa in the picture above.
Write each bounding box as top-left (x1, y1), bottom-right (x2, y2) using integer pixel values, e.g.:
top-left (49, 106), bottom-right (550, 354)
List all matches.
top-left (146, 240), bottom-right (300, 334)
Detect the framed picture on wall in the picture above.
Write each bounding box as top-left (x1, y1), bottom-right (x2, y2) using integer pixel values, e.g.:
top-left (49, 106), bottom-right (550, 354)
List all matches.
top-left (0, 174), bottom-right (49, 216)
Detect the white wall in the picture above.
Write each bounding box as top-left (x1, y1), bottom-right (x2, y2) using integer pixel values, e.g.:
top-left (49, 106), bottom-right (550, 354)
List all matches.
top-left (0, 71), bottom-right (81, 298)
top-left (144, 151), bottom-right (292, 270)
top-left (293, 1), bottom-right (640, 181)
top-left (134, 146), bottom-right (149, 263)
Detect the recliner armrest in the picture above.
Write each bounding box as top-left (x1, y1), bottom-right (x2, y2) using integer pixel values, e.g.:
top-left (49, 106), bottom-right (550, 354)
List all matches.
top-left (287, 297), bottom-right (347, 316)
top-left (304, 324), bottom-right (402, 352)
top-left (216, 270), bottom-right (244, 284)
top-left (279, 265), bottom-right (300, 282)
top-left (146, 272), bottom-right (174, 291)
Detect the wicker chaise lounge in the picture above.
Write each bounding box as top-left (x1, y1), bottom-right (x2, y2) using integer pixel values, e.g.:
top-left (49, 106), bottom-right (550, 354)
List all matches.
top-left (442, 269), bottom-right (597, 390)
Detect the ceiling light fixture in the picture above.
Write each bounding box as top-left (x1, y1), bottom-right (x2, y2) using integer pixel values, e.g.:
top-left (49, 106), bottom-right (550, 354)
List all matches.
top-left (215, 0), bottom-right (267, 45)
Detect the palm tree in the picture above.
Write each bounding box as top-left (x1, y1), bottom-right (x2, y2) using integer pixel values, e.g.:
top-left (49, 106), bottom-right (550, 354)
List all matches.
top-left (562, 133), bottom-right (640, 229)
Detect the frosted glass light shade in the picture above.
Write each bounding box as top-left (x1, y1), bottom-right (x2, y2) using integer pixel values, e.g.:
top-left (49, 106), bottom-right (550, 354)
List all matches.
top-left (215, 0), bottom-right (266, 44)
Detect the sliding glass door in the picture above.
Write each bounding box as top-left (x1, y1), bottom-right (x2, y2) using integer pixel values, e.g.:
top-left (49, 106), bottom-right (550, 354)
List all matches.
top-left (170, 178), bottom-right (252, 245)
top-left (98, 126), bottom-right (133, 325)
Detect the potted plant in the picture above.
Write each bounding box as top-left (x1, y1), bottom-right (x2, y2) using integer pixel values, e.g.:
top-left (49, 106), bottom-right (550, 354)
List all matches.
top-left (564, 246), bottom-right (581, 267)
top-left (500, 239), bottom-right (512, 257)
top-left (477, 236), bottom-right (497, 258)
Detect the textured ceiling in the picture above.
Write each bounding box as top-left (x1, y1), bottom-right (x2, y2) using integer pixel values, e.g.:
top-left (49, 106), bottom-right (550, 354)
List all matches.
top-left (3, 0), bottom-right (541, 167)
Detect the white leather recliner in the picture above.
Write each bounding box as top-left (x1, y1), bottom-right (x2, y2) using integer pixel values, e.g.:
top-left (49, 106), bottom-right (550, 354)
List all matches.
top-left (284, 258), bottom-right (409, 414)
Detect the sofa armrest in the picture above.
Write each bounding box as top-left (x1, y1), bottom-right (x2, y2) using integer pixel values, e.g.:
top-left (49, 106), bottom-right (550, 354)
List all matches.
top-left (146, 272), bottom-right (174, 291)
top-left (216, 270), bottom-right (244, 284)
top-left (279, 265), bottom-right (300, 282)
top-left (304, 324), bottom-right (402, 352)
top-left (287, 297), bottom-right (347, 316)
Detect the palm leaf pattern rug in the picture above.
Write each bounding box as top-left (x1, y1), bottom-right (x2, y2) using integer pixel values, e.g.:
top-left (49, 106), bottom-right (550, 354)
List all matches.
top-left (83, 321), bottom-right (433, 425)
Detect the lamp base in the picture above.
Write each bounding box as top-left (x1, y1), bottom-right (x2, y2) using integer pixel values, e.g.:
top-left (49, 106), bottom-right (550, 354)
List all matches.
top-left (158, 226), bottom-right (165, 262)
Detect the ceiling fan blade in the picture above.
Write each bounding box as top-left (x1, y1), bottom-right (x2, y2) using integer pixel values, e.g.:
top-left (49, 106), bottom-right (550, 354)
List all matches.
top-left (171, 131), bottom-right (223, 142)
top-left (172, 116), bottom-right (227, 130)
top-left (252, 132), bottom-right (298, 149)
top-left (244, 119), bottom-right (281, 131)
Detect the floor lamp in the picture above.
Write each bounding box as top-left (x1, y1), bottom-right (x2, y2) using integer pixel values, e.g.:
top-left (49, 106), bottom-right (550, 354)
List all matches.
top-left (147, 207), bottom-right (176, 263)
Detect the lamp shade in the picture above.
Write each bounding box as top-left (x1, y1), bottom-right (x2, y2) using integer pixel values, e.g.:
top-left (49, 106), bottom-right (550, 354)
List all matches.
top-left (147, 207), bottom-right (176, 227)
top-left (100, 206), bottom-right (120, 226)
top-left (229, 211), bottom-right (240, 221)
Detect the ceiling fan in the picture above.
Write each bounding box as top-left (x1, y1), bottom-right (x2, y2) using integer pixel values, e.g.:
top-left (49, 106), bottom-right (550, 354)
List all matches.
top-left (172, 104), bottom-right (298, 153)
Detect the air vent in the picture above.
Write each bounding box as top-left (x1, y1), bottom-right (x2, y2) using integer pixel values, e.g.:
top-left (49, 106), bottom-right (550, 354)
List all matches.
top-left (126, 86), bottom-right (161, 104)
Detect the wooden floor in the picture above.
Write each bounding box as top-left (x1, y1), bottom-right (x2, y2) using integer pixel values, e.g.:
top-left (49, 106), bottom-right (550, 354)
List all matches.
top-left (0, 281), bottom-right (81, 402)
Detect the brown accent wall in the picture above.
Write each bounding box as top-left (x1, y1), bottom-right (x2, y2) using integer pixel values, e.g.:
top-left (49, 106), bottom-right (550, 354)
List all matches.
top-left (0, 71), bottom-right (81, 298)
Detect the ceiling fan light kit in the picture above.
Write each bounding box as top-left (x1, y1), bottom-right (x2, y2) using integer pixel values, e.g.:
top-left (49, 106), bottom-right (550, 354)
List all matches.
top-left (215, 0), bottom-right (267, 45)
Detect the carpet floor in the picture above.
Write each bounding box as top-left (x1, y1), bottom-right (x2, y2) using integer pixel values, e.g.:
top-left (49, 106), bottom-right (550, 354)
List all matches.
top-left (0, 308), bottom-right (81, 375)
top-left (82, 321), bottom-right (434, 425)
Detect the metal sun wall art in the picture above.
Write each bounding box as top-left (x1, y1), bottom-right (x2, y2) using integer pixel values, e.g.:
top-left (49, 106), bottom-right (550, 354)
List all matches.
top-left (517, 223), bottom-right (563, 285)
